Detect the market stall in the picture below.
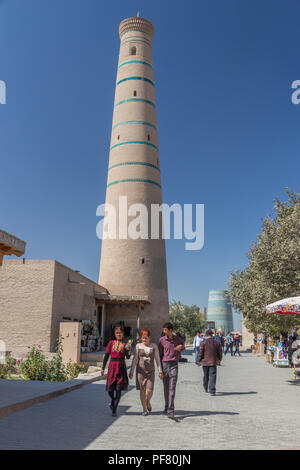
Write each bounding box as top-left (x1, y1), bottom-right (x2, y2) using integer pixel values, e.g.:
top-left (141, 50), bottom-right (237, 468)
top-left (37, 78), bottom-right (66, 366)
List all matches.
top-left (266, 296), bottom-right (300, 371)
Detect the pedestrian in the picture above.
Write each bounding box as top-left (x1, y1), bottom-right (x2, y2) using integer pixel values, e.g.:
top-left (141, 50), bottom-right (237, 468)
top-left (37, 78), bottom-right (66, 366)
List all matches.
top-left (288, 335), bottom-right (296, 367)
top-left (197, 329), bottom-right (222, 396)
top-left (220, 334), bottom-right (225, 351)
top-left (233, 334), bottom-right (241, 356)
top-left (158, 322), bottom-right (185, 419)
top-left (224, 332), bottom-right (233, 356)
top-left (193, 331), bottom-right (203, 364)
top-left (214, 332), bottom-right (221, 344)
top-left (129, 328), bottom-right (164, 416)
top-left (100, 326), bottom-right (132, 417)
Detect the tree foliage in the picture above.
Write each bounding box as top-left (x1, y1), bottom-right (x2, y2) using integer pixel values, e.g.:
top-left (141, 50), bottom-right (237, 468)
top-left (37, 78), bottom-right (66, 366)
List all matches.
top-left (169, 301), bottom-right (206, 341)
top-left (228, 189), bottom-right (300, 335)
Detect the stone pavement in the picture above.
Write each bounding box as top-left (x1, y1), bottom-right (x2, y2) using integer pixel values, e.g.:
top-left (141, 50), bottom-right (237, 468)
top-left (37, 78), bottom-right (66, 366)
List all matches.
top-left (0, 348), bottom-right (299, 450)
top-left (0, 371), bottom-right (104, 419)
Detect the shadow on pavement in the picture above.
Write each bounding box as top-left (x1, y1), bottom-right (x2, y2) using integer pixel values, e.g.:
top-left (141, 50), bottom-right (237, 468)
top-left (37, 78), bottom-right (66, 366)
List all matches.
top-left (216, 391), bottom-right (257, 396)
top-left (286, 380), bottom-right (300, 386)
top-left (175, 410), bottom-right (239, 421)
top-left (0, 381), bottom-right (131, 450)
top-left (124, 410), bottom-right (239, 419)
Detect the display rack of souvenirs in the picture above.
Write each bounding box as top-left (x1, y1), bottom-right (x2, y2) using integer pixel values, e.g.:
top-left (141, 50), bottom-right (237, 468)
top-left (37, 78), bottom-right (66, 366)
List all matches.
top-left (272, 341), bottom-right (289, 367)
top-left (81, 320), bottom-right (100, 353)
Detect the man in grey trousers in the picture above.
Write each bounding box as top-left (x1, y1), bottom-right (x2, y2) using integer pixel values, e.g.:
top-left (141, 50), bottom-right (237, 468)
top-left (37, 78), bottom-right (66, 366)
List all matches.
top-left (158, 322), bottom-right (185, 420)
top-left (197, 329), bottom-right (222, 396)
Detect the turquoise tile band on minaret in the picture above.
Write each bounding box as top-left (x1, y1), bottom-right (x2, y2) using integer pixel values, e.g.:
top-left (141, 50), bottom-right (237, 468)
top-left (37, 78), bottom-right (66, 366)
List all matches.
top-left (112, 120), bottom-right (157, 130)
top-left (107, 178), bottom-right (161, 188)
top-left (116, 76), bottom-right (155, 87)
top-left (108, 161), bottom-right (160, 172)
top-left (114, 98), bottom-right (155, 108)
top-left (110, 141), bottom-right (159, 151)
top-left (118, 60), bottom-right (153, 69)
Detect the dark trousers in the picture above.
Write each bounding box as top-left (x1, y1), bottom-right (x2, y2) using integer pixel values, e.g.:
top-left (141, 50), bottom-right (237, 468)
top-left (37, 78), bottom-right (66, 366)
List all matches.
top-left (202, 365), bottom-right (217, 393)
top-left (162, 361), bottom-right (178, 414)
top-left (224, 343), bottom-right (233, 356)
top-left (234, 344), bottom-right (241, 356)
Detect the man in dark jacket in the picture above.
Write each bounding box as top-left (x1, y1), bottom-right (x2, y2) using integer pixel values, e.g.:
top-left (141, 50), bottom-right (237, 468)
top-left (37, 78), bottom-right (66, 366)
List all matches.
top-left (197, 329), bottom-right (223, 396)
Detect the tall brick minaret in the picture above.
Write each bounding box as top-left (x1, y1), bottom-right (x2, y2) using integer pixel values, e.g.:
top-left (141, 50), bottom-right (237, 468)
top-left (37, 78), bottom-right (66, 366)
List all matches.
top-left (99, 15), bottom-right (169, 341)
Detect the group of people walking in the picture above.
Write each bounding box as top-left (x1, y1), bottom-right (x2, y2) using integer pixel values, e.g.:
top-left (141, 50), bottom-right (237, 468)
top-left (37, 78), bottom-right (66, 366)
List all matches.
top-left (224, 332), bottom-right (241, 356)
top-left (101, 322), bottom-right (184, 419)
top-left (194, 330), bottom-right (241, 358)
top-left (100, 323), bottom-right (232, 419)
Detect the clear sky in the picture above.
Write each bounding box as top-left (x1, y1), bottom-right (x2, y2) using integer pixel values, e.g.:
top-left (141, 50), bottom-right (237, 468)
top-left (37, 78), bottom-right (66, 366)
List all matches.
top-left (1, 0), bottom-right (300, 330)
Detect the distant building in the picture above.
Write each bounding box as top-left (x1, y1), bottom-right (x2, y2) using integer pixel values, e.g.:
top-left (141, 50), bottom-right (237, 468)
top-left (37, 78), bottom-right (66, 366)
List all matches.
top-left (206, 321), bottom-right (216, 330)
top-left (206, 290), bottom-right (233, 333)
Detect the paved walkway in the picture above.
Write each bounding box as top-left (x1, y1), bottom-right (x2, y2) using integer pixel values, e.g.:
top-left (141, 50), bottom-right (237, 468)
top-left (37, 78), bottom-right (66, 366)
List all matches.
top-left (0, 371), bottom-right (103, 419)
top-left (0, 348), bottom-right (299, 450)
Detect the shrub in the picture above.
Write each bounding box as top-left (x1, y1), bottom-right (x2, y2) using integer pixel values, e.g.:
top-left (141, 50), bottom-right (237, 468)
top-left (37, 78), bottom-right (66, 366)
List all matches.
top-left (19, 346), bottom-right (49, 381)
top-left (5, 337), bottom-right (84, 382)
top-left (66, 361), bottom-right (85, 380)
top-left (46, 337), bottom-right (68, 382)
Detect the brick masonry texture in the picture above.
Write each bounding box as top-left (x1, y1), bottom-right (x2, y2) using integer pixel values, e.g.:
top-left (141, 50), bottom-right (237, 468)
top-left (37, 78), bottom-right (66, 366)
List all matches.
top-left (0, 260), bottom-right (106, 356)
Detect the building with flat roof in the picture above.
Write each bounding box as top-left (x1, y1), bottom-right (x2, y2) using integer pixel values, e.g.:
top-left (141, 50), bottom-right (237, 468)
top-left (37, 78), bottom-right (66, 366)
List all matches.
top-left (0, 259), bottom-right (150, 357)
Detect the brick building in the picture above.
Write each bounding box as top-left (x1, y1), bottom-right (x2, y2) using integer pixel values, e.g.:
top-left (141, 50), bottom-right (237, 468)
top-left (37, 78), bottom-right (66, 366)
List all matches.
top-left (0, 259), bottom-right (150, 357)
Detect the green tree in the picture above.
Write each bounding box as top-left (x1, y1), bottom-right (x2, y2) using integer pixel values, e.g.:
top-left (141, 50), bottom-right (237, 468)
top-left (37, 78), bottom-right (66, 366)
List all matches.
top-left (169, 301), bottom-right (206, 342)
top-left (228, 189), bottom-right (300, 335)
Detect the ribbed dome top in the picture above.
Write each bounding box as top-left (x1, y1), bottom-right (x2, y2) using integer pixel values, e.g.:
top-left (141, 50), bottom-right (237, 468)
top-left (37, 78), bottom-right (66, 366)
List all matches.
top-left (119, 16), bottom-right (154, 39)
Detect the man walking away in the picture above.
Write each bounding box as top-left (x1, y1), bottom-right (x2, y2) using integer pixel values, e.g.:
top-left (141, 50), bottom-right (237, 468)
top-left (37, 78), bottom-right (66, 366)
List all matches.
top-left (159, 322), bottom-right (185, 419)
top-left (193, 331), bottom-right (202, 364)
top-left (197, 329), bottom-right (222, 396)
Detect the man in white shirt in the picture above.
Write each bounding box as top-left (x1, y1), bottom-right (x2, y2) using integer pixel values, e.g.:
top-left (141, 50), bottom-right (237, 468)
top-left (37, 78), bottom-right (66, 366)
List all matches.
top-left (193, 331), bottom-right (203, 364)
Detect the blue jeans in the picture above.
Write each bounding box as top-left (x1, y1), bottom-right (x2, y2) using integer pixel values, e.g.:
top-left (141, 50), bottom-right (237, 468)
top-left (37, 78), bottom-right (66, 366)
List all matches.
top-left (195, 347), bottom-right (200, 363)
top-left (224, 343), bottom-right (233, 356)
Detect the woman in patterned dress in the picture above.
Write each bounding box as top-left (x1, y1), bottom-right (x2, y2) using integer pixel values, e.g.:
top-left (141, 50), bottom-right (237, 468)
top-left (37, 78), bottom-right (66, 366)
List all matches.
top-left (101, 326), bottom-right (131, 417)
top-left (129, 328), bottom-right (163, 416)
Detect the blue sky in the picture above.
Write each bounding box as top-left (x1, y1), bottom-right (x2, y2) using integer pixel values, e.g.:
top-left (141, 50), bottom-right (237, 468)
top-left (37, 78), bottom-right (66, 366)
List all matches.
top-left (1, 0), bottom-right (300, 330)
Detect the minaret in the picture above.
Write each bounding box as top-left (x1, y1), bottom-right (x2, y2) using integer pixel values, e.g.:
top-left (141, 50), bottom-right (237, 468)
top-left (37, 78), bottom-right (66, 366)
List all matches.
top-left (99, 16), bottom-right (169, 341)
top-left (207, 290), bottom-right (234, 333)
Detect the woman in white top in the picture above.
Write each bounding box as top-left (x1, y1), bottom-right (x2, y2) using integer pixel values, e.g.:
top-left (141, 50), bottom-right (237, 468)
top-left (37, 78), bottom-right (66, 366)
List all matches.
top-left (129, 328), bottom-right (164, 416)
